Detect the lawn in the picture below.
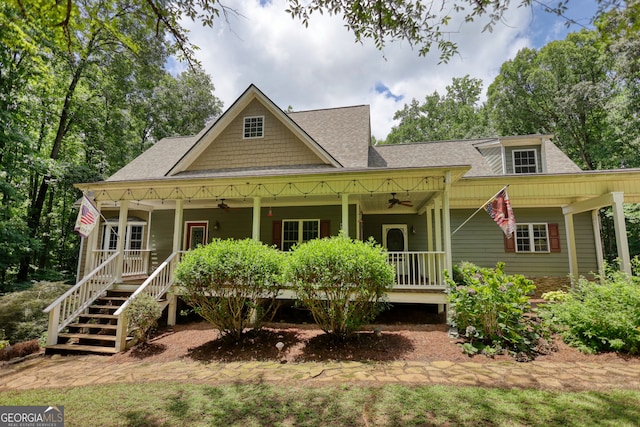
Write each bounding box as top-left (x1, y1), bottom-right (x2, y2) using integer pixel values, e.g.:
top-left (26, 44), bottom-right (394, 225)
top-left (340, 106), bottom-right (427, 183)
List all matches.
top-left (2, 382), bottom-right (639, 426)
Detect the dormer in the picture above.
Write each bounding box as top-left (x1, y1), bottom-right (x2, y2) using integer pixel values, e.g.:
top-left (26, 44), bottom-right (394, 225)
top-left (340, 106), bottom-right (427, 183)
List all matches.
top-left (474, 135), bottom-right (553, 175)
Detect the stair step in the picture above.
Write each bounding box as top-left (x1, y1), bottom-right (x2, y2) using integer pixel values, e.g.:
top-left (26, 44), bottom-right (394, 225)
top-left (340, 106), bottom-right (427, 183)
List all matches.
top-left (59, 333), bottom-right (118, 341)
top-left (89, 304), bottom-right (120, 310)
top-left (68, 323), bottom-right (118, 330)
top-left (97, 296), bottom-right (129, 302)
top-left (79, 313), bottom-right (117, 320)
top-left (46, 344), bottom-right (118, 354)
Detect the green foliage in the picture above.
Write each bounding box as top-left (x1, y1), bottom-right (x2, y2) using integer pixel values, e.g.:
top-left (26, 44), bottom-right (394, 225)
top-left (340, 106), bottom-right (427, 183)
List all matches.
top-left (286, 235), bottom-right (395, 339)
top-left (386, 75), bottom-right (494, 144)
top-left (0, 281), bottom-right (69, 343)
top-left (540, 265), bottom-right (640, 354)
top-left (124, 293), bottom-right (163, 344)
top-left (447, 262), bottom-right (543, 359)
top-left (175, 239), bottom-right (285, 340)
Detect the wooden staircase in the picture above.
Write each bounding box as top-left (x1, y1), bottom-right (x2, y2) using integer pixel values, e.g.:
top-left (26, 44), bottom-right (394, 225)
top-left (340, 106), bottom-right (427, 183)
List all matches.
top-left (46, 289), bottom-right (134, 355)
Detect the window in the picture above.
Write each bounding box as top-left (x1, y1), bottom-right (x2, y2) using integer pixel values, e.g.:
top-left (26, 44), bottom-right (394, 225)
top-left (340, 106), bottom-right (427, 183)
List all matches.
top-left (243, 116), bottom-right (264, 138)
top-left (512, 149), bottom-right (538, 174)
top-left (101, 221), bottom-right (146, 251)
top-left (282, 219), bottom-right (319, 251)
top-left (515, 223), bottom-right (549, 252)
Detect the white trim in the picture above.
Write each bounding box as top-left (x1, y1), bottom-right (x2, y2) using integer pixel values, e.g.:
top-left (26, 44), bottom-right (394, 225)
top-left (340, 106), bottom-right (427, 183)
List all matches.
top-left (184, 220), bottom-right (209, 250)
top-left (382, 224), bottom-right (408, 251)
top-left (282, 219), bottom-right (321, 250)
top-left (243, 115), bottom-right (264, 139)
top-left (512, 148), bottom-right (539, 174)
top-left (515, 223), bottom-right (550, 253)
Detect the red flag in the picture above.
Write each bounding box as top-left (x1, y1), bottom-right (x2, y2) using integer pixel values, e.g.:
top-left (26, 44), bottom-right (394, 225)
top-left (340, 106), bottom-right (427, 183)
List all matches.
top-left (485, 188), bottom-right (516, 238)
top-left (74, 195), bottom-right (99, 238)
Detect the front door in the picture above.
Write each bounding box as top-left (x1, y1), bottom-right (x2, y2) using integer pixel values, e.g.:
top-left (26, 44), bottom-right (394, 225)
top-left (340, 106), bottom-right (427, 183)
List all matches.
top-left (185, 221), bottom-right (208, 250)
top-left (382, 224), bottom-right (408, 284)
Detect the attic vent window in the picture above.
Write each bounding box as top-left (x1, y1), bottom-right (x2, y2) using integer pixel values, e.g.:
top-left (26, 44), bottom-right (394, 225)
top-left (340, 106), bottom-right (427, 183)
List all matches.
top-left (513, 149), bottom-right (538, 174)
top-left (243, 116), bottom-right (264, 139)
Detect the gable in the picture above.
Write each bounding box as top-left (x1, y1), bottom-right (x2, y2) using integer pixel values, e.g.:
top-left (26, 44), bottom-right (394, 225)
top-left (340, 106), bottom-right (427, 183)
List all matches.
top-left (184, 99), bottom-right (328, 172)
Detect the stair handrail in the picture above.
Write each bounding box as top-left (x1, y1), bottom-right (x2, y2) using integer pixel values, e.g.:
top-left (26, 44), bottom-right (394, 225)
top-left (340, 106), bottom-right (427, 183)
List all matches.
top-left (114, 251), bottom-right (182, 316)
top-left (44, 252), bottom-right (119, 343)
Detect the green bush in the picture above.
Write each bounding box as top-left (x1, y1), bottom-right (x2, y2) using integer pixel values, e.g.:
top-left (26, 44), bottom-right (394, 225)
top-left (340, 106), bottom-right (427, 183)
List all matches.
top-left (286, 235), bottom-right (395, 340)
top-left (540, 265), bottom-right (640, 354)
top-left (446, 262), bottom-right (543, 359)
top-left (175, 238), bottom-right (284, 340)
top-left (124, 293), bottom-right (163, 344)
top-left (0, 281), bottom-right (69, 343)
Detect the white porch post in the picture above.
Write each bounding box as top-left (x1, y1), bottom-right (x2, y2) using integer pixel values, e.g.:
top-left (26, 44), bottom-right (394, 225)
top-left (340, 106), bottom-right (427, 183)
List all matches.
top-left (443, 171), bottom-right (453, 275)
top-left (341, 193), bottom-right (349, 237)
top-left (612, 192), bottom-right (631, 275)
top-left (564, 213), bottom-right (578, 284)
top-left (83, 205), bottom-right (101, 277)
top-left (252, 197), bottom-right (261, 241)
top-left (167, 199), bottom-right (184, 327)
top-left (592, 210), bottom-right (605, 280)
top-left (173, 199), bottom-right (184, 253)
top-left (434, 196), bottom-right (442, 252)
top-left (115, 200), bottom-right (129, 282)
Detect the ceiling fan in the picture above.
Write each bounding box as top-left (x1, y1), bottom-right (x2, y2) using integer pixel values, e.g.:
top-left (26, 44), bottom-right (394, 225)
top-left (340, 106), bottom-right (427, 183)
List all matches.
top-left (388, 193), bottom-right (413, 209)
top-left (217, 199), bottom-right (230, 211)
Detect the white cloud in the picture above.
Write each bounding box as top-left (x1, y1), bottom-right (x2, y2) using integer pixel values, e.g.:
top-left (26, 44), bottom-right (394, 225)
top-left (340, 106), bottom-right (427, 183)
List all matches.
top-left (183, 0), bottom-right (594, 140)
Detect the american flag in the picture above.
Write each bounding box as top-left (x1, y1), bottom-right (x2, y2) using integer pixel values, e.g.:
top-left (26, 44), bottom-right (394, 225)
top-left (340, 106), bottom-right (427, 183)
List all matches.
top-left (74, 195), bottom-right (99, 238)
top-left (485, 188), bottom-right (516, 238)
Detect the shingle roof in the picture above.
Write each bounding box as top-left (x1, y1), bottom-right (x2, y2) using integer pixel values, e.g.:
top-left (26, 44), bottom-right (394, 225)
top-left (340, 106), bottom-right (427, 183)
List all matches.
top-left (370, 140), bottom-right (496, 176)
top-left (107, 136), bottom-right (196, 181)
top-left (287, 105), bottom-right (370, 168)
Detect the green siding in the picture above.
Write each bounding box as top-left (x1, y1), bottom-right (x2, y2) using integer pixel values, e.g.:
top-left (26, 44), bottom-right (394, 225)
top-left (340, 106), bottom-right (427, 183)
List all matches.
top-left (477, 146), bottom-right (503, 174)
top-left (363, 214), bottom-right (426, 250)
top-left (451, 208), bottom-right (597, 277)
top-left (148, 210), bottom-right (174, 269)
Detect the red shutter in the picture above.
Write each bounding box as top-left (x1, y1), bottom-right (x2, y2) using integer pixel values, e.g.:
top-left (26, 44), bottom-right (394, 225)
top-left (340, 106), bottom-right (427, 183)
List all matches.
top-left (549, 223), bottom-right (561, 253)
top-left (504, 234), bottom-right (516, 252)
top-left (272, 221), bottom-right (282, 249)
top-left (320, 220), bottom-right (331, 238)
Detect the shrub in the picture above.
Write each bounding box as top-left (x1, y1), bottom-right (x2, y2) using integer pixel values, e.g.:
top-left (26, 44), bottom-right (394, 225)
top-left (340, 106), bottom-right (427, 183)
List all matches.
top-left (540, 266), bottom-right (640, 354)
top-left (0, 281), bottom-right (69, 343)
top-left (0, 339), bottom-right (41, 361)
top-left (446, 262), bottom-right (544, 359)
top-left (124, 293), bottom-right (163, 344)
top-left (175, 238), bottom-right (284, 340)
top-left (286, 235), bottom-right (395, 340)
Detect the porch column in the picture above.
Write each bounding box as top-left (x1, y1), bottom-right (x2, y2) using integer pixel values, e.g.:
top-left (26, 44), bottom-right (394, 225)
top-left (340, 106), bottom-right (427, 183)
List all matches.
top-left (434, 196), bottom-right (442, 252)
top-left (426, 207), bottom-right (434, 252)
top-left (115, 200), bottom-right (129, 282)
top-left (592, 210), bottom-right (605, 280)
top-left (442, 171), bottom-right (453, 275)
top-left (83, 206), bottom-right (100, 277)
top-left (564, 213), bottom-right (578, 284)
top-left (612, 192), bottom-right (631, 275)
top-left (252, 197), bottom-right (261, 241)
top-left (173, 199), bottom-right (184, 253)
top-left (341, 193), bottom-right (349, 237)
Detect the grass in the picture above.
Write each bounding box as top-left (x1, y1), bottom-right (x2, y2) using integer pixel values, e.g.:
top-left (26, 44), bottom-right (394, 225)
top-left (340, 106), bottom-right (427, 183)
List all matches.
top-left (2, 382), bottom-right (639, 426)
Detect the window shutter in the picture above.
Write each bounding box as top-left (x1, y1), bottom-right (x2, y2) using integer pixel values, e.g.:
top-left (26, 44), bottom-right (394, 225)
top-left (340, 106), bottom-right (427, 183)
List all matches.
top-left (504, 234), bottom-right (516, 253)
top-left (549, 223), bottom-right (561, 252)
top-left (272, 221), bottom-right (282, 249)
top-left (320, 220), bottom-right (331, 238)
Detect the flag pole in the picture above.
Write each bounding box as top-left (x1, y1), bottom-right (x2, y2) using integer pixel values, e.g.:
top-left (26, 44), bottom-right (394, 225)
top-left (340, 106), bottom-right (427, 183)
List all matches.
top-left (451, 185), bottom-right (509, 236)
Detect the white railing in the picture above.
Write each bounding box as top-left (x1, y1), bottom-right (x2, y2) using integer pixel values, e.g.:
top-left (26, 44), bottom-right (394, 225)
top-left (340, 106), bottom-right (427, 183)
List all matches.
top-left (113, 251), bottom-right (182, 317)
top-left (92, 249), bottom-right (151, 277)
top-left (388, 251), bottom-right (446, 289)
top-left (43, 252), bottom-right (119, 345)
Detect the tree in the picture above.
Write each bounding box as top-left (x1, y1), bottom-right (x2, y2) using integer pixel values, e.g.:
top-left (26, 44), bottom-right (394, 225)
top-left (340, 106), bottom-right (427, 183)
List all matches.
top-left (386, 75), bottom-right (493, 144)
top-left (487, 30), bottom-right (626, 170)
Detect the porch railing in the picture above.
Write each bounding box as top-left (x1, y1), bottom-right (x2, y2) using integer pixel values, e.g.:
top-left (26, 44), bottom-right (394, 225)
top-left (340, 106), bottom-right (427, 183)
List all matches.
top-left (387, 251), bottom-right (446, 289)
top-left (43, 252), bottom-right (119, 345)
top-left (113, 251), bottom-right (182, 318)
top-left (92, 249), bottom-right (151, 277)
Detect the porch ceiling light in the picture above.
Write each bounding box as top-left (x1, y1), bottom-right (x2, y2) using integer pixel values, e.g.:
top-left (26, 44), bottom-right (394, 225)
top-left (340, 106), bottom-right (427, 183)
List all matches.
top-left (267, 207), bottom-right (273, 217)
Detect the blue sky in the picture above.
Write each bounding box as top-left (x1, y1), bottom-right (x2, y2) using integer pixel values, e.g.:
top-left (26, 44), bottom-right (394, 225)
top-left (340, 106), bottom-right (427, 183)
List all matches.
top-left (181, 0), bottom-right (601, 140)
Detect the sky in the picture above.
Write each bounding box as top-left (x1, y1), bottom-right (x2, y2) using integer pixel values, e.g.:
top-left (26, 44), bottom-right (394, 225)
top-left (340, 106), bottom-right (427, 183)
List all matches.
top-left (177, 0), bottom-right (600, 141)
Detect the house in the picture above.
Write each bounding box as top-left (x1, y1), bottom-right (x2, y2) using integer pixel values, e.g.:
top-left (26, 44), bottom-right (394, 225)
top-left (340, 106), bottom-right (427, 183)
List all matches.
top-left (45, 84), bottom-right (640, 353)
